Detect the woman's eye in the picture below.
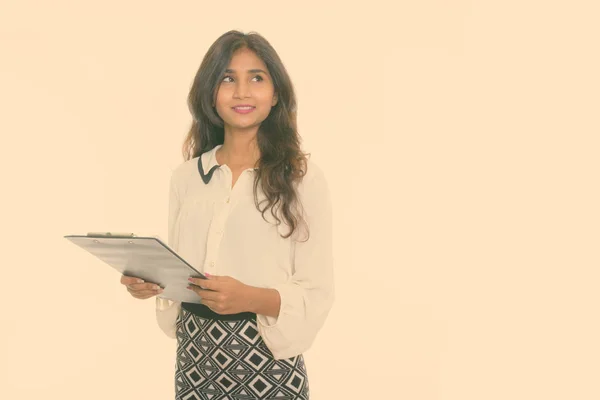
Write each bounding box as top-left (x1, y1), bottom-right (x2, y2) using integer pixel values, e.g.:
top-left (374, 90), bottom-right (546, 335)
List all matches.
top-left (221, 75), bottom-right (263, 83)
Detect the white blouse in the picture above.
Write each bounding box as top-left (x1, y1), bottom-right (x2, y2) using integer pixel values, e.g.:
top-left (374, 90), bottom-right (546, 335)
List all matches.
top-left (155, 144), bottom-right (334, 360)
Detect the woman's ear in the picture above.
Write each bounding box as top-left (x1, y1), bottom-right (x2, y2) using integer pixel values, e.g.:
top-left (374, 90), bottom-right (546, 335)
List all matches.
top-left (272, 93), bottom-right (278, 106)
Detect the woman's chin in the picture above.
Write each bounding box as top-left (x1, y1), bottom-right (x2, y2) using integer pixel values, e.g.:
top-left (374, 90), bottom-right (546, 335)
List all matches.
top-left (223, 124), bottom-right (259, 133)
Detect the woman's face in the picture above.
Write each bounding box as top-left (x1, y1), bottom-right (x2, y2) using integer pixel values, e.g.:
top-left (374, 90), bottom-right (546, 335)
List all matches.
top-left (214, 48), bottom-right (278, 132)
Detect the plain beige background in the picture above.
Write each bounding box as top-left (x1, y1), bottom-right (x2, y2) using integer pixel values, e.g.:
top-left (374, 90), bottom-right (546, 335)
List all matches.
top-left (1, 1), bottom-right (599, 399)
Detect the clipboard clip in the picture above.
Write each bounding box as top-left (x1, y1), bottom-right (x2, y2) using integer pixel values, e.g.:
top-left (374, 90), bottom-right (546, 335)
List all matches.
top-left (86, 232), bottom-right (137, 238)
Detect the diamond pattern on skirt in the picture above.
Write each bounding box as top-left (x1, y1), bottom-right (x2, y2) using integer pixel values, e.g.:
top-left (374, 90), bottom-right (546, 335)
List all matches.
top-left (175, 307), bottom-right (309, 400)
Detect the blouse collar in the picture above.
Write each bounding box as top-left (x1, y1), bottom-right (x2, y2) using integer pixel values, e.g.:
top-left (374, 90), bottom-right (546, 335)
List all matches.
top-left (198, 144), bottom-right (259, 184)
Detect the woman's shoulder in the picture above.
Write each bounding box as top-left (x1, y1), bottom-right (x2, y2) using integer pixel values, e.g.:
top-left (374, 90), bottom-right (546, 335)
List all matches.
top-left (170, 156), bottom-right (200, 185)
top-left (304, 156), bottom-right (326, 179)
top-left (298, 157), bottom-right (328, 193)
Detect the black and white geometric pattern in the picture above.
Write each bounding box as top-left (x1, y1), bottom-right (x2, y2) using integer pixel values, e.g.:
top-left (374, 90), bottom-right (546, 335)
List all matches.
top-left (175, 307), bottom-right (310, 400)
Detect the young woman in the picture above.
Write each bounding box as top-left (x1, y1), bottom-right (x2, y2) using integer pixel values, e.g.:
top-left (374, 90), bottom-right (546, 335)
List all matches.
top-left (119, 30), bottom-right (334, 399)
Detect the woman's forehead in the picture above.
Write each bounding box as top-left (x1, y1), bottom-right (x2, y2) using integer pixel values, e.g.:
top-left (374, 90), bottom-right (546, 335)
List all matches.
top-left (227, 49), bottom-right (268, 71)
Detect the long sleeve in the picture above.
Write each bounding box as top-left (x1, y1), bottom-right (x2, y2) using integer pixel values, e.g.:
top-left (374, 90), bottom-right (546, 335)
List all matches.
top-left (155, 169), bottom-right (183, 338)
top-left (256, 166), bottom-right (335, 360)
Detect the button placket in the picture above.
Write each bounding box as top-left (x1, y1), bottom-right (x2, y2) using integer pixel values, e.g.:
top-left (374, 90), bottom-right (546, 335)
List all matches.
top-left (203, 171), bottom-right (235, 275)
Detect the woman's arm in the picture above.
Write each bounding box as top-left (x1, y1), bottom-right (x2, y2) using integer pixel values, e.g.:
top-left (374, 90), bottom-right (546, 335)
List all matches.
top-left (254, 164), bottom-right (335, 359)
top-left (247, 287), bottom-right (281, 318)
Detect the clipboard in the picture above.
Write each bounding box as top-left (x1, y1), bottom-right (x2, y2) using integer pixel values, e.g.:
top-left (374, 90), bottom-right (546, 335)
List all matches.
top-left (64, 232), bottom-right (206, 304)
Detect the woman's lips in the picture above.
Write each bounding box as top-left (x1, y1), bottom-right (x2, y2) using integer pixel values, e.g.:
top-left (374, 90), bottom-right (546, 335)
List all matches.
top-left (232, 106), bottom-right (255, 114)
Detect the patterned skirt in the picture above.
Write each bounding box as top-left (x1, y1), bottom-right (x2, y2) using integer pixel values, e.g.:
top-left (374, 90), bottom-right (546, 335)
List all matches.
top-left (174, 303), bottom-right (310, 400)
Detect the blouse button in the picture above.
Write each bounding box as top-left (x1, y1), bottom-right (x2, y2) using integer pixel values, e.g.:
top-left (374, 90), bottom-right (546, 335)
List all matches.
top-left (225, 197), bottom-right (230, 203)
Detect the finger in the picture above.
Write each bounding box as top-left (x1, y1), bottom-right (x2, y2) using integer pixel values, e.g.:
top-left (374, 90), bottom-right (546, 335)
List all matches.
top-left (127, 287), bottom-right (162, 297)
top-left (134, 293), bottom-right (157, 300)
top-left (121, 275), bottom-right (145, 285)
top-left (187, 286), bottom-right (222, 305)
top-left (188, 278), bottom-right (219, 291)
top-left (186, 285), bottom-right (203, 297)
top-left (127, 288), bottom-right (159, 297)
top-left (127, 282), bottom-right (162, 291)
top-left (129, 291), bottom-right (154, 299)
top-left (188, 287), bottom-right (220, 301)
top-left (131, 291), bottom-right (156, 299)
top-left (188, 277), bottom-right (210, 288)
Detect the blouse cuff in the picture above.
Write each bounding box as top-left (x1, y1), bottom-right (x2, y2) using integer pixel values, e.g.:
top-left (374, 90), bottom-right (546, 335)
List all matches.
top-left (155, 297), bottom-right (180, 339)
top-left (256, 284), bottom-right (289, 329)
top-left (255, 282), bottom-right (315, 359)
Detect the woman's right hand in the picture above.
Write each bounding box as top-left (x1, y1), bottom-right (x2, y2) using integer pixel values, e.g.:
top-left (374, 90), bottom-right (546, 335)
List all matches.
top-left (120, 275), bottom-right (163, 299)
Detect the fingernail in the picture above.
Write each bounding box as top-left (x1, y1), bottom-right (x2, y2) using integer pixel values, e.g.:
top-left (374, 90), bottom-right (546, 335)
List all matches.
top-left (186, 286), bottom-right (191, 290)
top-left (137, 279), bottom-right (144, 283)
top-left (205, 273), bottom-right (211, 277)
top-left (154, 285), bottom-right (160, 290)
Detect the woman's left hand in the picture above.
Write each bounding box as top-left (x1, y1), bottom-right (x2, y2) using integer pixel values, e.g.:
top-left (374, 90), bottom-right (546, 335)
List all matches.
top-left (187, 274), bottom-right (254, 315)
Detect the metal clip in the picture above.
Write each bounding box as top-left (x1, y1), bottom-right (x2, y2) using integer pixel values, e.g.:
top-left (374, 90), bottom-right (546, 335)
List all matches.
top-left (86, 232), bottom-right (136, 238)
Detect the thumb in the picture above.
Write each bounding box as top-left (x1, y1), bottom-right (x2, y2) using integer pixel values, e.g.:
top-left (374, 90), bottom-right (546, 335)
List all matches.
top-left (121, 275), bottom-right (144, 285)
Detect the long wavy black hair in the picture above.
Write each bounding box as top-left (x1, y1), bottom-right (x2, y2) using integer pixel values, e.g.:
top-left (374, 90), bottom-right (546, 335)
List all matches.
top-left (182, 30), bottom-right (310, 241)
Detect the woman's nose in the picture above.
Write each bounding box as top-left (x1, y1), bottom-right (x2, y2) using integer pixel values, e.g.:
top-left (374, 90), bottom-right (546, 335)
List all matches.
top-left (234, 81), bottom-right (250, 98)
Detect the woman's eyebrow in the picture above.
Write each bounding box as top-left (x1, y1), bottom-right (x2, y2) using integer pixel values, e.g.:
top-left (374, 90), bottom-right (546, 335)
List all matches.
top-left (225, 68), bottom-right (267, 74)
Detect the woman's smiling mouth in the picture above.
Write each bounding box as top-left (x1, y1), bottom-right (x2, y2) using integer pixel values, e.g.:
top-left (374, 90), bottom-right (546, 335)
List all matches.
top-left (232, 105), bottom-right (256, 114)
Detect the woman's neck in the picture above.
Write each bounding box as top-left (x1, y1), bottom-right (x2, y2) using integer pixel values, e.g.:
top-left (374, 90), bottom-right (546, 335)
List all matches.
top-left (217, 133), bottom-right (261, 168)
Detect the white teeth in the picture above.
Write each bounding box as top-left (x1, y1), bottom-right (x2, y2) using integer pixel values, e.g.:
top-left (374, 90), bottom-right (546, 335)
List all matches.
top-left (234, 106), bottom-right (253, 110)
